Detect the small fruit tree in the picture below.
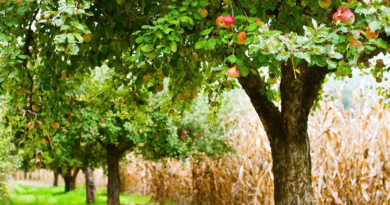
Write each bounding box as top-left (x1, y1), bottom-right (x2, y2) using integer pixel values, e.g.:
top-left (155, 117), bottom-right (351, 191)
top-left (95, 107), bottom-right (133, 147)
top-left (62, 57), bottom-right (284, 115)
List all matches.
top-left (1, 0), bottom-right (390, 204)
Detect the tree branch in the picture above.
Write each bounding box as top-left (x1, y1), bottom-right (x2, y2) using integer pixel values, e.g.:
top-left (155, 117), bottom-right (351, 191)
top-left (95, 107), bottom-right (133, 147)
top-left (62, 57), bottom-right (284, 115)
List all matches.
top-left (238, 69), bottom-right (282, 144)
top-left (118, 140), bottom-right (134, 156)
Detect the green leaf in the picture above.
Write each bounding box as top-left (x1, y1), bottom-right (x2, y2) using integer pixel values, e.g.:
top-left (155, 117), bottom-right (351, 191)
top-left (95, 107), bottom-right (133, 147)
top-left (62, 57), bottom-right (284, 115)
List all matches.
top-left (385, 25), bottom-right (390, 36)
top-left (275, 54), bottom-right (290, 61)
top-left (68, 44), bottom-right (79, 54)
top-left (74, 33), bottom-right (83, 43)
top-left (293, 52), bottom-right (310, 63)
top-left (60, 25), bottom-right (71, 31)
top-left (195, 38), bottom-right (206, 49)
top-left (326, 59), bottom-right (337, 69)
top-left (191, 1), bottom-right (198, 7)
top-left (245, 23), bottom-right (258, 32)
top-left (67, 33), bottom-right (75, 43)
top-left (258, 55), bottom-right (267, 62)
top-left (266, 90), bottom-right (274, 101)
top-left (205, 38), bottom-right (216, 49)
top-left (170, 41), bottom-right (177, 52)
top-left (200, 27), bottom-right (214, 36)
top-left (227, 55), bottom-right (236, 63)
top-left (199, 0), bottom-right (210, 6)
top-left (136, 36), bottom-right (144, 43)
top-left (311, 18), bottom-right (318, 29)
top-left (54, 34), bottom-right (67, 43)
top-left (369, 21), bottom-right (381, 32)
top-left (212, 67), bottom-right (224, 71)
top-left (142, 44), bottom-right (154, 52)
top-left (372, 39), bottom-right (388, 49)
top-left (240, 66), bottom-right (249, 77)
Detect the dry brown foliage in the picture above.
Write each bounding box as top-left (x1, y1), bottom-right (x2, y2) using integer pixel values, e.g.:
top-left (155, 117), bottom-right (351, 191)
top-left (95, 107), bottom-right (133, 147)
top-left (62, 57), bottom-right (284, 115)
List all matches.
top-left (120, 92), bottom-right (390, 205)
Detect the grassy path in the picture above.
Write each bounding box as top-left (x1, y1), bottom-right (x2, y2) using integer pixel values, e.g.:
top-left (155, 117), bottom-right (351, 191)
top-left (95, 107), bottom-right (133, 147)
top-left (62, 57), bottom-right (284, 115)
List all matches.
top-left (6, 180), bottom-right (153, 205)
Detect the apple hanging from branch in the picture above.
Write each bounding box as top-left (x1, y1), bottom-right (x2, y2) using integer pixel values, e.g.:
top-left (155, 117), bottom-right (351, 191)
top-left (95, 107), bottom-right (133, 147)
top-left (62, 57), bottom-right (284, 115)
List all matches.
top-left (227, 65), bottom-right (240, 78)
top-left (223, 15), bottom-right (235, 28)
top-left (333, 6), bottom-right (355, 25)
top-left (237, 31), bottom-right (247, 45)
top-left (318, 0), bottom-right (331, 8)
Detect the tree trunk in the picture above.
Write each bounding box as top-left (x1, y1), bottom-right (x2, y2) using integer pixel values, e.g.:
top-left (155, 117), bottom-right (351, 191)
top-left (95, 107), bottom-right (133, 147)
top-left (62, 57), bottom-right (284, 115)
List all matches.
top-left (61, 167), bottom-right (79, 192)
top-left (84, 167), bottom-right (96, 204)
top-left (23, 169), bottom-right (27, 180)
top-left (53, 171), bottom-right (59, 187)
top-left (106, 144), bottom-right (121, 205)
top-left (238, 60), bottom-right (328, 204)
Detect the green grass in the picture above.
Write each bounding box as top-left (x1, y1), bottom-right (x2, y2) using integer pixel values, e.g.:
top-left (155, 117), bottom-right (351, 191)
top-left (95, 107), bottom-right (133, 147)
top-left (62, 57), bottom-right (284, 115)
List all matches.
top-left (6, 183), bottom-right (152, 205)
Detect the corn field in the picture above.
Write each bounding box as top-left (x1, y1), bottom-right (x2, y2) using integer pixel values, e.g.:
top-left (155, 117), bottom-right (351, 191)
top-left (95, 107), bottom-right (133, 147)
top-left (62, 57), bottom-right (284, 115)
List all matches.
top-left (120, 89), bottom-right (390, 205)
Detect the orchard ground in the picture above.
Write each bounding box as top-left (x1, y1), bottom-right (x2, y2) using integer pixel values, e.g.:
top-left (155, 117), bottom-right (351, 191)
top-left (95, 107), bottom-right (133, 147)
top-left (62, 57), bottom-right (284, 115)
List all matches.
top-left (6, 180), bottom-right (166, 205)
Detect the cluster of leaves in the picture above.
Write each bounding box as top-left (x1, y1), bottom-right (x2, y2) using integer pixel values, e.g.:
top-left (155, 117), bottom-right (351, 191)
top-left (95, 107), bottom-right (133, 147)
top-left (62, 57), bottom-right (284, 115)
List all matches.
top-left (0, 100), bottom-right (22, 203)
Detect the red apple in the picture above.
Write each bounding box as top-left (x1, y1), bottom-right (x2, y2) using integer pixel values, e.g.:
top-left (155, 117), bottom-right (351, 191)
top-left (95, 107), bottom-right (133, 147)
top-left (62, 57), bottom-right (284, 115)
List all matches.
top-left (199, 136), bottom-right (204, 139)
top-left (237, 31), bottom-right (246, 45)
top-left (156, 136), bottom-right (160, 140)
top-left (143, 74), bottom-right (151, 81)
top-left (192, 52), bottom-right (198, 59)
top-left (35, 160), bottom-right (42, 168)
top-left (180, 135), bottom-right (185, 140)
top-left (18, 107), bottom-right (22, 111)
top-left (100, 118), bottom-right (104, 122)
top-left (177, 93), bottom-right (185, 101)
top-left (197, 8), bottom-right (208, 18)
top-left (35, 150), bottom-right (43, 159)
top-left (83, 34), bottom-right (92, 42)
top-left (365, 28), bottom-right (379, 39)
top-left (156, 85), bottom-right (164, 92)
top-left (227, 66), bottom-right (240, 78)
top-left (183, 130), bottom-right (188, 135)
top-left (82, 143), bottom-right (86, 147)
top-left (333, 6), bottom-right (345, 23)
top-left (223, 15), bottom-right (235, 28)
top-left (89, 129), bottom-right (94, 134)
top-left (216, 16), bottom-right (224, 27)
top-left (375, 59), bottom-right (384, 70)
top-left (364, 61), bottom-right (370, 68)
top-left (121, 99), bottom-right (125, 103)
top-left (341, 9), bottom-right (355, 25)
top-left (51, 122), bottom-right (59, 129)
top-left (268, 77), bottom-right (277, 85)
top-left (83, 133), bottom-right (86, 137)
top-left (255, 18), bottom-right (262, 28)
top-left (349, 41), bottom-right (362, 49)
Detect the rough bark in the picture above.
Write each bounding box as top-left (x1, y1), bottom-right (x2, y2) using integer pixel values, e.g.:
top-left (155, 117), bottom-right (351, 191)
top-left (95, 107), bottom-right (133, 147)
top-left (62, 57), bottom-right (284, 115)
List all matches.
top-left (106, 144), bottom-right (121, 205)
top-left (61, 167), bottom-right (80, 192)
top-left (104, 141), bottom-right (134, 205)
top-left (84, 167), bottom-right (96, 204)
top-left (238, 60), bottom-right (328, 204)
top-left (53, 171), bottom-right (59, 187)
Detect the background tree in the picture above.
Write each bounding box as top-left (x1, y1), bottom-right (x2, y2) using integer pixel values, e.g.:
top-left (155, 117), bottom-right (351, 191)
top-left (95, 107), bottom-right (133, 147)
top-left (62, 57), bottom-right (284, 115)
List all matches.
top-left (52, 104), bottom-right (106, 203)
top-left (1, 0), bottom-right (389, 205)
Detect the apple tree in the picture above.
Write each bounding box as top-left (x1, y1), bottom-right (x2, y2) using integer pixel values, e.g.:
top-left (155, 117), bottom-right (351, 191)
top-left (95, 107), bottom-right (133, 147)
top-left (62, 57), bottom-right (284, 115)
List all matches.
top-left (51, 105), bottom-right (107, 203)
top-left (1, 0), bottom-right (390, 204)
